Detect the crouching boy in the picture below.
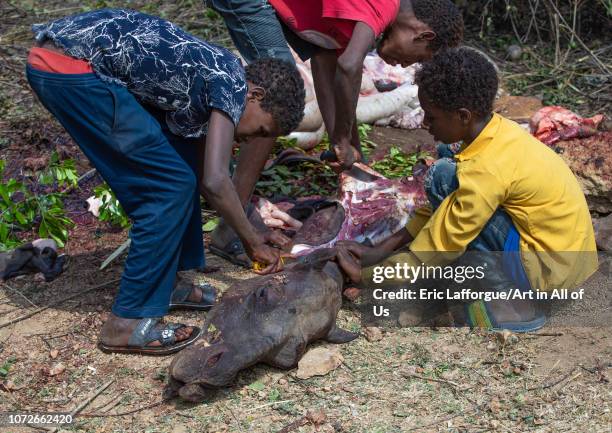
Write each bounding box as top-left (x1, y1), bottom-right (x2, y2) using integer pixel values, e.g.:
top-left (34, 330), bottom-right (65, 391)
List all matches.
top-left (27, 8), bottom-right (305, 354)
top-left (336, 47), bottom-right (597, 332)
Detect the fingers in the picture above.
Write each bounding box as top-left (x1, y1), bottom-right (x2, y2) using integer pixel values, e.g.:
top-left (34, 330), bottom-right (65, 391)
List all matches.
top-left (263, 218), bottom-right (285, 228)
top-left (253, 256), bottom-right (284, 275)
top-left (267, 231), bottom-right (292, 247)
top-left (336, 241), bottom-right (365, 258)
top-left (336, 247), bottom-right (362, 283)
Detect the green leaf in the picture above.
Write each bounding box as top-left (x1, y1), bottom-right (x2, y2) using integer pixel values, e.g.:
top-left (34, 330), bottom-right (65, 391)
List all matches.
top-left (14, 211), bottom-right (27, 225)
top-left (248, 381), bottom-right (265, 392)
top-left (202, 217), bottom-right (220, 232)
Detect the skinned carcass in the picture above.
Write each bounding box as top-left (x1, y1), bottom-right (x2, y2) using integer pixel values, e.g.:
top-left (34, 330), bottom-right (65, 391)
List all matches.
top-left (289, 52), bottom-right (422, 149)
top-left (290, 163), bottom-right (428, 256)
top-left (165, 248), bottom-right (357, 402)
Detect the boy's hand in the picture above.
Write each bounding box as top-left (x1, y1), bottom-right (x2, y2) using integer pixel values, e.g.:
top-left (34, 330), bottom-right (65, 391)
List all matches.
top-left (248, 241), bottom-right (283, 274)
top-left (262, 230), bottom-right (291, 248)
top-left (336, 246), bottom-right (362, 283)
top-left (329, 140), bottom-right (361, 172)
top-left (336, 240), bottom-right (384, 267)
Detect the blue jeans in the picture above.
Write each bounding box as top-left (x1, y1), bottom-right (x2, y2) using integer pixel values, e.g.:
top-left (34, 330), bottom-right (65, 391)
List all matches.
top-left (424, 144), bottom-right (514, 252)
top-left (205, 0), bottom-right (296, 64)
top-left (27, 66), bottom-right (204, 318)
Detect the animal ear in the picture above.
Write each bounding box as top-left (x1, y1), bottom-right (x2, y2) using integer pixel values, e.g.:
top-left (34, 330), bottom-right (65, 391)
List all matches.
top-left (206, 352), bottom-right (223, 368)
top-left (324, 325), bottom-right (359, 344)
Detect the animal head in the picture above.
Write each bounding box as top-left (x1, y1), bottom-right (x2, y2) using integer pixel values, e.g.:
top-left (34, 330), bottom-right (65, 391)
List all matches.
top-left (165, 339), bottom-right (237, 402)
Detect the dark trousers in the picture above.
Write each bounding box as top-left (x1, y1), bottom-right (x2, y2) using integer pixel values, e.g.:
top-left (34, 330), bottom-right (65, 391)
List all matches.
top-left (27, 66), bottom-right (204, 318)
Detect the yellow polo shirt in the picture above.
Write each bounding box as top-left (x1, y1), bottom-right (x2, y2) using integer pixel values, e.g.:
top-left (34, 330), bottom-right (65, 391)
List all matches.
top-left (364, 113), bottom-right (598, 290)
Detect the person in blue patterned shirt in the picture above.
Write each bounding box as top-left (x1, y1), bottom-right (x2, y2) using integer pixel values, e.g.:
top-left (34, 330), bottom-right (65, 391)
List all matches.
top-left (26, 8), bottom-right (305, 355)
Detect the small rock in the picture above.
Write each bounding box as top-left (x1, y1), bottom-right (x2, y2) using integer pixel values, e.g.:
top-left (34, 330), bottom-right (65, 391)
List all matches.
top-left (398, 310), bottom-right (421, 327)
top-left (506, 44), bottom-right (523, 61)
top-left (401, 365), bottom-right (418, 377)
top-left (496, 330), bottom-right (519, 345)
top-left (48, 362), bottom-right (65, 376)
top-left (296, 346), bottom-right (343, 379)
top-left (49, 349), bottom-right (59, 359)
top-left (363, 327), bottom-right (383, 342)
top-left (305, 409), bottom-right (327, 425)
top-left (486, 341), bottom-right (498, 351)
top-left (278, 378), bottom-right (288, 386)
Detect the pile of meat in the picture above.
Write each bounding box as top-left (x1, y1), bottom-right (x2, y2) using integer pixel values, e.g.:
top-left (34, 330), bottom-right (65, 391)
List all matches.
top-left (530, 106), bottom-right (605, 146)
top-left (530, 106), bottom-right (610, 214)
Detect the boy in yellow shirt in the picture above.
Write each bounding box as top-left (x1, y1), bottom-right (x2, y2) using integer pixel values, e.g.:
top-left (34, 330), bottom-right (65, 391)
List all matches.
top-left (336, 47), bottom-right (598, 332)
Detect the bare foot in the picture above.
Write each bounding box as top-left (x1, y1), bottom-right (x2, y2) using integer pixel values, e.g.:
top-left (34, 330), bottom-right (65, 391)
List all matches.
top-left (99, 313), bottom-right (194, 347)
top-left (175, 275), bottom-right (205, 303)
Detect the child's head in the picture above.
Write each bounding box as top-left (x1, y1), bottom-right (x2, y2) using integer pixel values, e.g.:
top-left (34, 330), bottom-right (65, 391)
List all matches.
top-left (236, 58), bottom-right (305, 141)
top-left (377, 0), bottom-right (463, 67)
top-left (415, 47), bottom-right (498, 144)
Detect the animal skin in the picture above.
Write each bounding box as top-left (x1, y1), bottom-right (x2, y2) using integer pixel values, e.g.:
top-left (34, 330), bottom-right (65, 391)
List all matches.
top-left (290, 163), bottom-right (428, 256)
top-left (165, 248), bottom-right (357, 402)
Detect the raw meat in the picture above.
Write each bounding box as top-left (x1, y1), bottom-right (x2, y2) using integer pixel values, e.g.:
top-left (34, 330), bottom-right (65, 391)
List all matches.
top-left (290, 163), bottom-right (428, 255)
top-left (530, 106), bottom-right (605, 146)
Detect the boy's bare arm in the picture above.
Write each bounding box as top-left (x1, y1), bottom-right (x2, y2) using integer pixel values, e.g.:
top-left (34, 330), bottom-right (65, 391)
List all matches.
top-left (337, 227), bottom-right (413, 267)
top-left (200, 109), bottom-right (280, 267)
top-left (311, 23), bottom-right (374, 169)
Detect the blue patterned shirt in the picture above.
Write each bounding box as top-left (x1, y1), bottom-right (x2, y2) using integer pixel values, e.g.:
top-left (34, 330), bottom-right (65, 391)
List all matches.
top-left (33, 9), bottom-right (247, 138)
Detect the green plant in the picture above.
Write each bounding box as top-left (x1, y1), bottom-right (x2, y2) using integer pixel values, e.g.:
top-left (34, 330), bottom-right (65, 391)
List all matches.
top-left (38, 152), bottom-right (78, 188)
top-left (370, 147), bottom-right (428, 179)
top-left (0, 160), bottom-right (74, 250)
top-left (256, 162), bottom-right (338, 198)
top-left (93, 183), bottom-right (130, 228)
top-left (0, 356), bottom-right (16, 378)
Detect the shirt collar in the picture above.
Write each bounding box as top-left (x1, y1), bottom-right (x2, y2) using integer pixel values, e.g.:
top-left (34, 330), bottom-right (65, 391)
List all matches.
top-left (455, 113), bottom-right (501, 162)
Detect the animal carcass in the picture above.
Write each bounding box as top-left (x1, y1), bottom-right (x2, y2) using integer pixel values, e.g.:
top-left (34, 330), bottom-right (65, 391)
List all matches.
top-left (290, 163), bottom-right (428, 256)
top-left (289, 52), bottom-right (422, 149)
top-left (165, 248), bottom-right (357, 402)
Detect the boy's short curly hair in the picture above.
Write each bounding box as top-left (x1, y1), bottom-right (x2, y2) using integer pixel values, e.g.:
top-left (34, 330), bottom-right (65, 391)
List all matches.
top-left (415, 47), bottom-right (498, 117)
top-left (245, 58), bottom-right (305, 135)
top-left (410, 0), bottom-right (464, 52)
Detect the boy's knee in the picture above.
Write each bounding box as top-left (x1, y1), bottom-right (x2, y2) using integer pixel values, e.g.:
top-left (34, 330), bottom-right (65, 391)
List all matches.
top-left (427, 158), bottom-right (456, 187)
top-left (424, 158), bottom-right (458, 204)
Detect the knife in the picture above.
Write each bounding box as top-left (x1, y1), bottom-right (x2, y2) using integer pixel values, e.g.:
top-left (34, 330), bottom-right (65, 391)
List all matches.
top-left (320, 149), bottom-right (379, 182)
